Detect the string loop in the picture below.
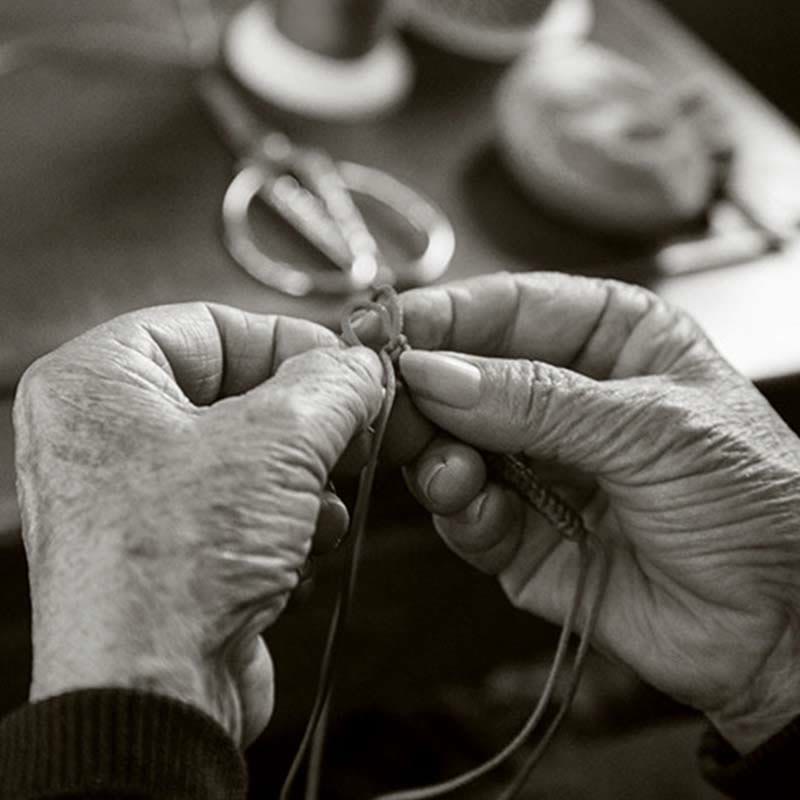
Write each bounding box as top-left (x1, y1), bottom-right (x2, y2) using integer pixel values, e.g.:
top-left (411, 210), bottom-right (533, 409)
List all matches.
top-left (341, 285), bottom-right (409, 365)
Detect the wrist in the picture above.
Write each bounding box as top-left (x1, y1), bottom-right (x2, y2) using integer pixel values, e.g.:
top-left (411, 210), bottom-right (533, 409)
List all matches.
top-left (31, 636), bottom-right (243, 744)
top-left (707, 622), bottom-right (800, 754)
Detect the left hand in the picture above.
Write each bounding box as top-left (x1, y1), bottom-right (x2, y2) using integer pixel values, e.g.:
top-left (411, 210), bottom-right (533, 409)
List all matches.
top-left (14, 303), bottom-right (384, 746)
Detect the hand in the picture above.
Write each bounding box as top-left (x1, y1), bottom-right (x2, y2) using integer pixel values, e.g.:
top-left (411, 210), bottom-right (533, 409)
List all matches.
top-left (14, 303), bottom-right (383, 746)
top-left (394, 272), bottom-right (800, 754)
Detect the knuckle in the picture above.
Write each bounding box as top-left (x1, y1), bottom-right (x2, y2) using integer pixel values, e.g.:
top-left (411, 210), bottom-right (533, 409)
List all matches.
top-left (336, 347), bottom-right (379, 388)
top-left (608, 279), bottom-right (664, 334)
top-left (648, 303), bottom-right (719, 375)
top-left (489, 359), bottom-right (539, 444)
top-left (262, 387), bottom-right (319, 433)
top-left (13, 352), bottom-right (63, 425)
top-left (646, 296), bottom-right (702, 342)
top-left (501, 359), bottom-right (564, 437)
top-left (307, 346), bottom-right (382, 418)
top-left (259, 393), bottom-right (334, 476)
top-left (604, 276), bottom-right (657, 305)
top-left (596, 279), bottom-right (717, 376)
top-left (15, 356), bottom-right (49, 404)
top-left (280, 315), bottom-right (339, 350)
top-left (282, 345), bottom-right (341, 380)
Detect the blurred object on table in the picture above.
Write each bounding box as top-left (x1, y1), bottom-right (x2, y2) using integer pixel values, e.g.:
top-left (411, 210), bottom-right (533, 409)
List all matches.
top-left (275, 0), bottom-right (390, 59)
top-left (495, 41), bottom-right (720, 239)
top-left (200, 70), bottom-right (455, 295)
top-left (653, 194), bottom-right (793, 276)
top-left (224, 0), bottom-right (413, 119)
top-left (494, 31), bottom-right (800, 278)
top-left (400, 0), bottom-right (594, 61)
top-left (0, 0), bottom-right (220, 79)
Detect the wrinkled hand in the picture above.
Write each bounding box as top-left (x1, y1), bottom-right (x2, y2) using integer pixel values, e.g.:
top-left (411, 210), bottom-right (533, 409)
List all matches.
top-left (14, 303), bottom-right (383, 746)
top-left (394, 272), bottom-right (800, 754)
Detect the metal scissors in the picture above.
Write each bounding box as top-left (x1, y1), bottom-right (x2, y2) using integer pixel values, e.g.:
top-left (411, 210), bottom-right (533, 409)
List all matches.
top-left (199, 72), bottom-right (456, 296)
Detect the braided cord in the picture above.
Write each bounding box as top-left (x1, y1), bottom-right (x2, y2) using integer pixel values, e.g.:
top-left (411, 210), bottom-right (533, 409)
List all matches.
top-left (284, 286), bottom-right (609, 800)
top-left (485, 453), bottom-right (585, 541)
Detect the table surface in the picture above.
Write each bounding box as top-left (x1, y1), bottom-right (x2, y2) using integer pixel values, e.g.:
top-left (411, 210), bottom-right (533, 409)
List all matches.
top-left (1, 0), bottom-right (800, 538)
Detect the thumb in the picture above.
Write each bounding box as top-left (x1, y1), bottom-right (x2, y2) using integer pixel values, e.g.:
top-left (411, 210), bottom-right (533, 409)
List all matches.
top-left (237, 345), bottom-right (385, 480)
top-left (399, 350), bottom-right (632, 473)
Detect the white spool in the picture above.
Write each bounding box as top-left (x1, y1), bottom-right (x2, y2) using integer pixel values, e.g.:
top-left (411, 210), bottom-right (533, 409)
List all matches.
top-left (224, 2), bottom-right (414, 121)
top-left (400, 0), bottom-right (594, 62)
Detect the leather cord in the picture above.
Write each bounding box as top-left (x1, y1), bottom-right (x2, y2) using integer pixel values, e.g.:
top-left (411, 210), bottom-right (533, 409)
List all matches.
top-left (281, 287), bottom-right (609, 799)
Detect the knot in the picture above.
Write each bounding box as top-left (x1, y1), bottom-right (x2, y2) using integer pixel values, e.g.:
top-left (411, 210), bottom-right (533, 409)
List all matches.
top-left (383, 332), bottom-right (409, 365)
top-left (341, 285), bottom-right (409, 365)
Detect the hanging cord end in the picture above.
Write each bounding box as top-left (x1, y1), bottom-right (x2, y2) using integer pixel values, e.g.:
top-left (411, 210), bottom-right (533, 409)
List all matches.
top-left (298, 286), bottom-right (610, 800)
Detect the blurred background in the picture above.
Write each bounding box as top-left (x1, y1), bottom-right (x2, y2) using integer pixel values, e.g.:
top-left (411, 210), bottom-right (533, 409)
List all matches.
top-left (1, 1), bottom-right (799, 797)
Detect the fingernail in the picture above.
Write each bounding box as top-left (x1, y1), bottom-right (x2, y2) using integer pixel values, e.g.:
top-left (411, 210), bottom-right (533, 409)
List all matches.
top-left (453, 491), bottom-right (487, 524)
top-left (418, 458), bottom-right (446, 503)
top-left (400, 351), bottom-right (481, 409)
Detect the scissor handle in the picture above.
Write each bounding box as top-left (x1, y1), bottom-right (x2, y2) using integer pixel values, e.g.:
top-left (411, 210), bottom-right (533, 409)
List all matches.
top-left (222, 162), bottom-right (455, 296)
top-left (337, 162), bottom-right (456, 288)
top-left (222, 164), bottom-right (390, 296)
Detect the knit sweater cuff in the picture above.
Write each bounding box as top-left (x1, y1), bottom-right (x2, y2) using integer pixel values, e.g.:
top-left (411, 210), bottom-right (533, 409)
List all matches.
top-left (699, 715), bottom-right (800, 798)
top-left (0, 689), bottom-right (248, 800)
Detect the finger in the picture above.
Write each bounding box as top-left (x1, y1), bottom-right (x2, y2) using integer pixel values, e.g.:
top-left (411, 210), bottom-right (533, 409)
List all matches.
top-left (403, 436), bottom-right (486, 515)
top-left (285, 576), bottom-right (316, 613)
top-left (314, 490), bottom-right (349, 554)
top-left (433, 479), bottom-right (590, 622)
top-left (400, 272), bottom-right (710, 379)
top-left (229, 635), bottom-right (274, 747)
top-left (332, 429), bottom-right (373, 480)
top-left (400, 350), bottom-right (639, 474)
top-left (432, 480), bottom-right (590, 632)
top-left (381, 382), bottom-right (437, 467)
top-left (239, 346), bottom-right (385, 480)
top-left (433, 482), bottom-right (531, 575)
top-left (334, 384), bottom-right (437, 474)
top-left (203, 346), bottom-right (383, 609)
top-left (340, 311), bottom-right (436, 468)
top-left (102, 303), bottom-right (339, 405)
top-left (498, 517), bottom-right (584, 627)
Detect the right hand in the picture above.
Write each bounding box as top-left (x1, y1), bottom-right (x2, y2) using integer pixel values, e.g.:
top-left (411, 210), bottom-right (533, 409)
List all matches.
top-left (395, 272), bottom-right (800, 754)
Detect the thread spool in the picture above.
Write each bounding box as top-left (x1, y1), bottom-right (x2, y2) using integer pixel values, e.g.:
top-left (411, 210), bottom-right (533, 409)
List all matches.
top-left (274, 0), bottom-right (389, 59)
top-left (224, 0), bottom-right (413, 121)
top-left (400, 0), bottom-right (594, 62)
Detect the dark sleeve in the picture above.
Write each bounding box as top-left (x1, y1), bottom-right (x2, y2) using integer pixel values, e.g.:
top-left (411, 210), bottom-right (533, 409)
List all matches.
top-left (700, 716), bottom-right (800, 798)
top-left (0, 689), bottom-right (248, 799)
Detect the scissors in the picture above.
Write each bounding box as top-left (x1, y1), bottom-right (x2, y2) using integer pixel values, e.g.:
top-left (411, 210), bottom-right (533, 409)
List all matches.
top-left (199, 72), bottom-right (456, 296)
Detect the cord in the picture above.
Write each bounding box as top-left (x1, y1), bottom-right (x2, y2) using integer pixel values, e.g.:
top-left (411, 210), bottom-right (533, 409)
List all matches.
top-left (279, 338), bottom-right (398, 800)
top-left (370, 539), bottom-right (593, 800)
top-left (281, 287), bottom-right (609, 800)
top-left (497, 540), bottom-right (609, 800)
